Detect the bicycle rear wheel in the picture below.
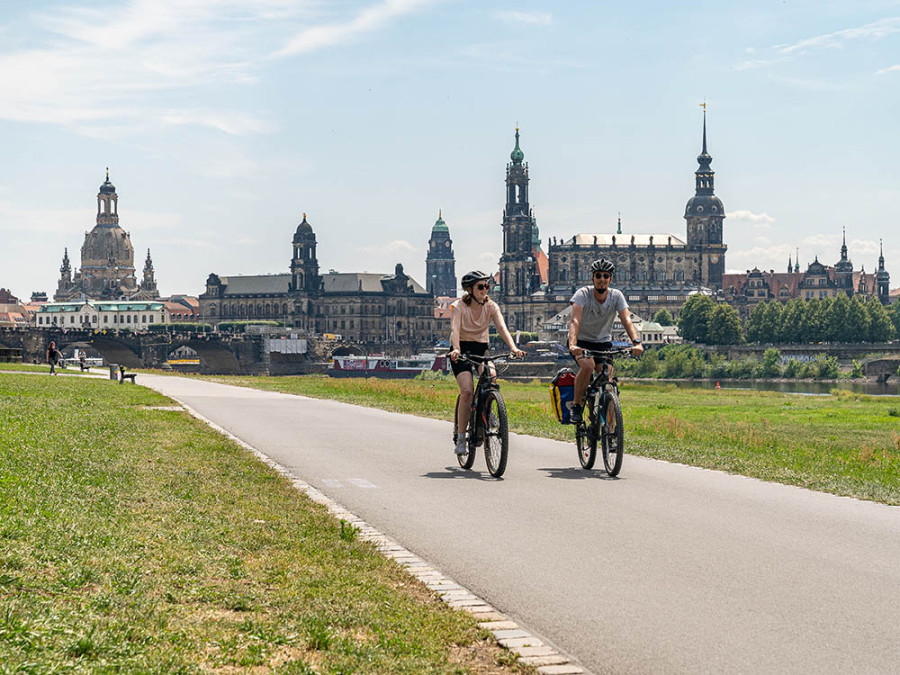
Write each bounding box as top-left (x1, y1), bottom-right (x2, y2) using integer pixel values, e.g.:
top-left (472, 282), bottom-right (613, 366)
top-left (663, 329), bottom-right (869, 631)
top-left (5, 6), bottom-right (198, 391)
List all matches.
top-left (601, 388), bottom-right (624, 476)
top-left (454, 395), bottom-right (475, 469)
top-left (482, 390), bottom-right (509, 478)
top-left (576, 394), bottom-right (598, 469)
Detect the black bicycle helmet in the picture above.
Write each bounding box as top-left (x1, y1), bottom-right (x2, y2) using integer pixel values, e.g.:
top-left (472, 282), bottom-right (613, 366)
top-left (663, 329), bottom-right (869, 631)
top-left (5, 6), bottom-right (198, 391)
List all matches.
top-left (590, 258), bottom-right (615, 275)
top-left (461, 270), bottom-right (492, 289)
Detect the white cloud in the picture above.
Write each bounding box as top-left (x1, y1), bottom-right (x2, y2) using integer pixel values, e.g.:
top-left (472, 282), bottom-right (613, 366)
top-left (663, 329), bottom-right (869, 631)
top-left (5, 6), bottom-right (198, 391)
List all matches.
top-left (275, 0), bottom-right (433, 57)
top-left (0, 1), bottom-right (432, 136)
top-left (493, 10), bottom-right (552, 26)
top-left (775, 17), bottom-right (900, 55)
top-left (735, 17), bottom-right (900, 70)
top-left (877, 64), bottom-right (900, 74)
top-left (726, 210), bottom-right (776, 229)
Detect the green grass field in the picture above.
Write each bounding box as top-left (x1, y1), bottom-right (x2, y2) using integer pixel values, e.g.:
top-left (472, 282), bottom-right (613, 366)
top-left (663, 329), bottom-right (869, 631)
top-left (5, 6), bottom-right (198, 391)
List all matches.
top-left (0, 371), bottom-right (532, 673)
top-left (201, 374), bottom-right (900, 506)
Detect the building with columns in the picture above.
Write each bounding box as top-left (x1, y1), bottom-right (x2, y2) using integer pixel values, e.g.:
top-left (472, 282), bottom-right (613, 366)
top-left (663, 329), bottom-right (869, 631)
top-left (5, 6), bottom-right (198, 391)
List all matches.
top-left (54, 171), bottom-right (159, 302)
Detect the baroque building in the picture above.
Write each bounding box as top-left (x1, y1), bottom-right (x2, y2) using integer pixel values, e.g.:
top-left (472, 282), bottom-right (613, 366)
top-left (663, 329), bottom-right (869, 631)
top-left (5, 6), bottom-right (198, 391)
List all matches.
top-left (425, 210), bottom-right (457, 297)
top-left (498, 113), bottom-right (726, 332)
top-left (721, 232), bottom-right (891, 320)
top-left (54, 171), bottom-right (159, 302)
top-left (199, 215), bottom-right (436, 347)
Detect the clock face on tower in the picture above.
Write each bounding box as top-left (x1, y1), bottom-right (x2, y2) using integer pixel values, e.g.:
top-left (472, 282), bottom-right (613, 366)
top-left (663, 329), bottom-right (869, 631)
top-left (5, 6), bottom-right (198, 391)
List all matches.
top-left (445, 241), bottom-right (450, 248)
top-left (710, 254), bottom-right (720, 265)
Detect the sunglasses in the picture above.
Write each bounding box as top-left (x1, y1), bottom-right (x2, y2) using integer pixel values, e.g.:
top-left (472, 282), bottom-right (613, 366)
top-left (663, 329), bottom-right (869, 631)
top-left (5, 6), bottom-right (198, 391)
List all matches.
top-left (593, 272), bottom-right (612, 279)
top-left (475, 283), bottom-right (490, 291)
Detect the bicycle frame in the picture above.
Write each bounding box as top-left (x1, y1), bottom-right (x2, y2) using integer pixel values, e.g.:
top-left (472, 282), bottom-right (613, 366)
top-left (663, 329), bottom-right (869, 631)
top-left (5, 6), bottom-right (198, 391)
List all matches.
top-left (456, 354), bottom-right (504, 446)
top-left (574, 348), bottom-right (632, 473)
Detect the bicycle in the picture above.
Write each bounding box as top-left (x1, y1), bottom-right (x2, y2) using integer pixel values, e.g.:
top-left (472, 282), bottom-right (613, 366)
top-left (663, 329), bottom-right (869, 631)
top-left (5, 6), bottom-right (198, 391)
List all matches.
top-left (573, 348), bottom-right (632, 476)
top-left (452, 353), bottom-right (515, 478)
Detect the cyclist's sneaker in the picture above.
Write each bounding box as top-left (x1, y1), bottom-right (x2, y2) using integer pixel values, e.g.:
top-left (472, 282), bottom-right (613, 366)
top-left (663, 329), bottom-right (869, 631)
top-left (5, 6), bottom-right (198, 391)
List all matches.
top-left (570, 403), bottom-right (583, 423)
top-left (454, 434), bottom-right (468, 455)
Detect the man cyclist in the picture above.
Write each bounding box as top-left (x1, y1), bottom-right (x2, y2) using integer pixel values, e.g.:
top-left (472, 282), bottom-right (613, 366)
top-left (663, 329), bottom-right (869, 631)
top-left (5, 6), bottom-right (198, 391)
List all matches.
top-left (568, 259), bottom-right (643, 423)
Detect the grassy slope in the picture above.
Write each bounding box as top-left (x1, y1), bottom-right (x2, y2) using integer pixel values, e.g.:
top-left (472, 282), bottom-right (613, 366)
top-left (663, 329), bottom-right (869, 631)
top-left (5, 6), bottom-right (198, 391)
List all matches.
top-left (201, 374), bottom-right (900, 506)
top-left (0, 372), bottom-right (531, 673)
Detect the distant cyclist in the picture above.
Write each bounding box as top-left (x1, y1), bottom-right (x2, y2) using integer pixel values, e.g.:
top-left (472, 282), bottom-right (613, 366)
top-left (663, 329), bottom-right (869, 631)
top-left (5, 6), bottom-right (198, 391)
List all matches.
top-left (568, 259), bottom-right (643, 423)
top-left (448, 271), bottom-right (524, 455)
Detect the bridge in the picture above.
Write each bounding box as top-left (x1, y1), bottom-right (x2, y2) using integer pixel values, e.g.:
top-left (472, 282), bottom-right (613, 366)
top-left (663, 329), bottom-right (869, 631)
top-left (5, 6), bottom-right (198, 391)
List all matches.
top-left (0, 327), bottom-right (317, 375)
top-left (863, 357), bottom-right (899, 383)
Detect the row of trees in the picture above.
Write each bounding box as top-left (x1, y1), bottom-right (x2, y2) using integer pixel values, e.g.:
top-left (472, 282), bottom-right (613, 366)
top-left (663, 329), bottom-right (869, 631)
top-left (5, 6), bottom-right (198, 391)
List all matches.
top-left (616, 344), bottom-right (841, 380)
top-left (676, 293), bottom-right (900, 345)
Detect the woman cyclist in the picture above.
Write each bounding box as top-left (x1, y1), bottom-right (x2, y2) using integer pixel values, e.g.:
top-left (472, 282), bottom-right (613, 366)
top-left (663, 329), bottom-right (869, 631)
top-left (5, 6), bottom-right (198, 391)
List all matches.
top-left (448, 270), bottom-right (524, 455)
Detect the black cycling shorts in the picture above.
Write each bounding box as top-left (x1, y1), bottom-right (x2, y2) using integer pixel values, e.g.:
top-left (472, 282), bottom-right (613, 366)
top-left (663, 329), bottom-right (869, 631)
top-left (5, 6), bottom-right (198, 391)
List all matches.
top-left (452, 340), bottom-right (488, 377)
top-left (571, 339), bottom-right (612, 366)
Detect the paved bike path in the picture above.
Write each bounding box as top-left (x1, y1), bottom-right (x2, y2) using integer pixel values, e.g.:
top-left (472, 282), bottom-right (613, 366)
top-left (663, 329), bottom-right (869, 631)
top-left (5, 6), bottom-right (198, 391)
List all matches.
top-left (141, 374), bottom-right (900, 674)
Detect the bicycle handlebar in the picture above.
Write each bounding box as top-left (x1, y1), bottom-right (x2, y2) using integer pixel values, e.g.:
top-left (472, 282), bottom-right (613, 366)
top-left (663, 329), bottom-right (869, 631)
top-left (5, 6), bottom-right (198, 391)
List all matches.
top-left (457, 352), bottom-right (522, 365)
top-left (577, 347), bottom-right (635, 360)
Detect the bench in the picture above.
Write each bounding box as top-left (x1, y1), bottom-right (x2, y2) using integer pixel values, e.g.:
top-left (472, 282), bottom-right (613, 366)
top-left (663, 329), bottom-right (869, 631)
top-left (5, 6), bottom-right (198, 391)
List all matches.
top-left (118, 366), bottom-right (137, 384)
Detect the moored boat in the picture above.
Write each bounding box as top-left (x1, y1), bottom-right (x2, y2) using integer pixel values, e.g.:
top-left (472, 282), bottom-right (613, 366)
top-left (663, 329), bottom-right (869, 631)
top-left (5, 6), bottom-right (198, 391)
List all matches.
top-left (328, 353), bottom-right (449, 378)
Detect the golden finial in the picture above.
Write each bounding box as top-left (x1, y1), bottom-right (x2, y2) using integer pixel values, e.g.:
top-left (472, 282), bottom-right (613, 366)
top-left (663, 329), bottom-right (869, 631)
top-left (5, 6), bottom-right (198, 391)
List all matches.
top-left (303, 212), bottom-right (307, 220)
top-left (439, 208), bottom-right (442, 218)
top-left (700, 101), bottom-right (707, 113)
top-left (105, 167), bottom-right (109, 180)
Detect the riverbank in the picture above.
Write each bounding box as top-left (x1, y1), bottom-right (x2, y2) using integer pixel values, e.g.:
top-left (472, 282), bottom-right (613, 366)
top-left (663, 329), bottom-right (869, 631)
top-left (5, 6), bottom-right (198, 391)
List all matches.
top-left (0, 371), bottom-right (532, 672)
top-left (200, 374), bottom-right (900, 506)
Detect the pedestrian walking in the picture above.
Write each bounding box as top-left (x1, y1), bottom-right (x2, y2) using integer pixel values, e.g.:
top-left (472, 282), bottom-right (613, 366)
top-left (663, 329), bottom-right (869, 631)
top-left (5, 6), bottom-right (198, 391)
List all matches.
top-left (47, 341), bottom-right (60, 375)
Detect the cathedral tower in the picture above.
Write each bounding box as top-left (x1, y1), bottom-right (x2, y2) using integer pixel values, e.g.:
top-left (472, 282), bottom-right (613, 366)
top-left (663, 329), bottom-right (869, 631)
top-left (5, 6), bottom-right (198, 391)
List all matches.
top-left (876, 239), bottom-right (890, 304)
top-left (499, 127), bottom-right (538, 300)
top-left (684, 109), bottom-right (726, 287)
top-left (290, 213), bottom-right (320, 294)
top-left (426, 210), bottom-right (457, 297)
top-left (834, 227), bottom-right (854, 295)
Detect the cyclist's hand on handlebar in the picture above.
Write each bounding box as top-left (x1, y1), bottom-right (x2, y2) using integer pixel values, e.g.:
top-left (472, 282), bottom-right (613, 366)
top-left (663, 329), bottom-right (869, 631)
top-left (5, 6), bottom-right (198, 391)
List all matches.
top-left (569, 344), bottom-right (583, 360)
top-left (509, 349), bottom-right (525, 359)
top-left (448, 348), bottom-right (460, 362)
top-left (630, 343), bottom-right (644, 358)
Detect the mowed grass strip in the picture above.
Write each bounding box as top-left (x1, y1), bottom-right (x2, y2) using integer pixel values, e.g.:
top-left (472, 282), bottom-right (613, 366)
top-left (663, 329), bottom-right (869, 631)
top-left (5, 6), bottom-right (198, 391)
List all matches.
top-left (0, 373), bottom-right (533, 673)
top-left (202, 374), bottom-right (900, 505)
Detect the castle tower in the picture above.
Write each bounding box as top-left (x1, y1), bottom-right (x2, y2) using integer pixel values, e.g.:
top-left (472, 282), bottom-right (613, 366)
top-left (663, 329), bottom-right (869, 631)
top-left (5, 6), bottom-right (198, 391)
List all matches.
top-left (426, 210), bottom-right (457, 297)
top-left (141, 249), bottom-right (158, 295)
top-left (834, 227), bottom-right (854, 295)
top-left (499, 127), bottom-right (538, 300)
top-left (290, 213), bottom-right (320, 293)
top-left (684, 108), bottom-right (726, 287)
top-left (876, 239), bottom-right (890, 304)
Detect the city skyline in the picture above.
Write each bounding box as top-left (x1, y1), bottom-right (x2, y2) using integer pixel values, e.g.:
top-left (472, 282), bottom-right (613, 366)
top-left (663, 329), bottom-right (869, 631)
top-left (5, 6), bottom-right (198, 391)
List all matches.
top-left (1, 1), bottom-right (899, 299)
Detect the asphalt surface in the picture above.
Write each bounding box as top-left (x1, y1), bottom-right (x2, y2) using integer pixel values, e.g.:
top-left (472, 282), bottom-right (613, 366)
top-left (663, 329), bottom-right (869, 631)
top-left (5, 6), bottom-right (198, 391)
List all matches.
top-left (141, 374), bottom-right (900, 674)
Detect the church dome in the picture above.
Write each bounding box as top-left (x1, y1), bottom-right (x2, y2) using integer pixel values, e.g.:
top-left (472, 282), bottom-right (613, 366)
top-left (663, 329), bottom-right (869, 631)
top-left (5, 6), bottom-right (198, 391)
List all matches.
top-left (510, 127), bottom-right (525, 163)
top-left (684, 194), bottom-right (725, 218)
top-left (432, 211), bottom-right (449, 234)
top-left (99, 172), bottom-right (116, 195)
top-left (295, 213), bottom-right (313, 236)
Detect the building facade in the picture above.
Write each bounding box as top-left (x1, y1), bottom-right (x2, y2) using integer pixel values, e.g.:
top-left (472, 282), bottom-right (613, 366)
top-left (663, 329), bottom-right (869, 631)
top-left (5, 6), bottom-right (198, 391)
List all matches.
top-left (199, 215), bottom-right (436, 346)
top-left (54, 171), bottom-right (160, 302)
top-left (497, 114), bottom-right (726, 332)
top-left (35, 300), bottom-right (167, 329)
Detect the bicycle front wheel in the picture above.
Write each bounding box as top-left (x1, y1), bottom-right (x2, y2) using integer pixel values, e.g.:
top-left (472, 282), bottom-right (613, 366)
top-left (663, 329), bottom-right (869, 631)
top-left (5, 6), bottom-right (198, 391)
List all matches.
top-left (454, 395), bottom-right (476, 470)
top-left (576, 395), bottom-right (598, 469)
top-left (601, 388), bottom-right (624, 476)
top-left (482, 390), bottom-right (509, 478)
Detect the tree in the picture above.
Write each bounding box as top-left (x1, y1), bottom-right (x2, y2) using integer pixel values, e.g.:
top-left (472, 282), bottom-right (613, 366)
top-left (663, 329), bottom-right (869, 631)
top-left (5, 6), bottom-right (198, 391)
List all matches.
top-left (889, 302), bottom-right (900, 337)
top-left (744, 301), bottom-right (767, 344)
top-left (846, 295), bottom-right (870, 343)
top-left (780, 299), bottom-right (804, 344)
top-left (867, 298), bottom-right (896, 343)
top-left (763, 300), bottom-right (785, 343)
top-left (825, 293), bottom-right (850, 343)
top-left (677, 294), bottom-right (716, 343)
top-left (652, 308), bottom-right (674, 326)
top-left (799, 298), bottom-right (822, 343)
top-left (758, 347), bottom-right (782, 378)
top-left (706, 303), bottom-right (744, 345)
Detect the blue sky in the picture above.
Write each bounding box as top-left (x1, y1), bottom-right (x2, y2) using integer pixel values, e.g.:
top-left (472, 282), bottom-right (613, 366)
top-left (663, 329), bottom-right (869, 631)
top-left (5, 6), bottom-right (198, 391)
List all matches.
top-left (1, 0), bottom-right (899, 299)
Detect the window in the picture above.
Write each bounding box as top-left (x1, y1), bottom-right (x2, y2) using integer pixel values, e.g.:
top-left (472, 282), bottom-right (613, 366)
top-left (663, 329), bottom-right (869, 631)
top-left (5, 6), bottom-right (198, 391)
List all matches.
top-left (70, 316), bottom-right (74, 324)
top-left (629, 295), bottom-right (641, 301)
top-left (92, 316), bottom-right (97, 324)
top-left (142, 315), bottom-right (146, 323)
top-left (104, 316), bottom-right (109, 324)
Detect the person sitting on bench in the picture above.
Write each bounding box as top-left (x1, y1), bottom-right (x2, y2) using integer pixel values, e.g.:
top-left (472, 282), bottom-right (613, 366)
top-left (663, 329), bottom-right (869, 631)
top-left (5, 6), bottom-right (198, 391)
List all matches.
top-left (118, 365), bottom-right (137, 384)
